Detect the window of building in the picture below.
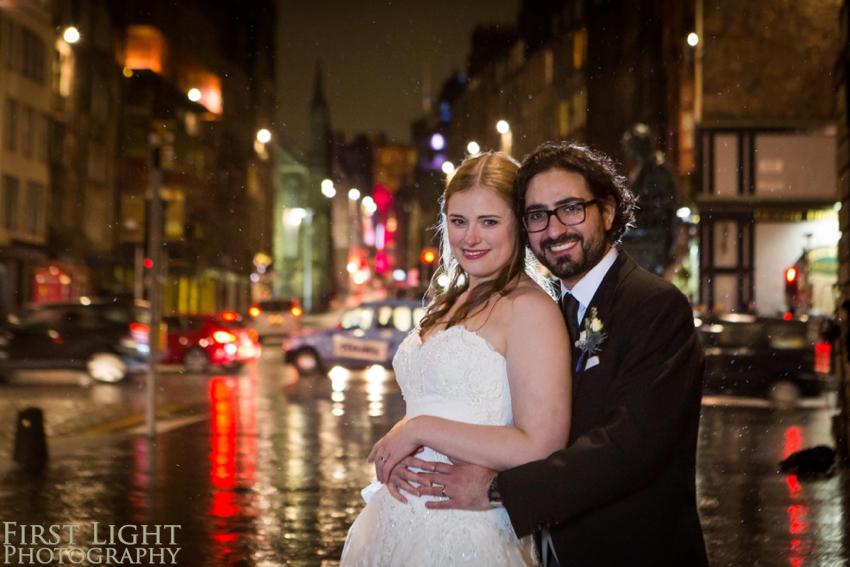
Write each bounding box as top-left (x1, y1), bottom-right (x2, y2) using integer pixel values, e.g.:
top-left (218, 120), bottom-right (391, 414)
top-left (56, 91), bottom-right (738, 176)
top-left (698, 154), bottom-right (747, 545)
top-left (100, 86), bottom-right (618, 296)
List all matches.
top-left (544, 49), bottom-right (554, 85)
top-left (2, 19), bottom-right (14, 71)
top-left (36, 114), bottom-right (48, 162)
top-left (25, 181), bottom-right (45, 236)
top-left (88, 143), bottom-right (107, 183)
top-left (21, 105), bottom-right (33, 158)
top-left (3, 98), bottom-right (17, 151)
top-left (21, 28), bottom-right (44, 83)
top-left (559, 100), bottom-right (570, 137)
top-left (3, 175), bottom-right (19, 231)
top-left (573, 29), bottom-right (587, 70)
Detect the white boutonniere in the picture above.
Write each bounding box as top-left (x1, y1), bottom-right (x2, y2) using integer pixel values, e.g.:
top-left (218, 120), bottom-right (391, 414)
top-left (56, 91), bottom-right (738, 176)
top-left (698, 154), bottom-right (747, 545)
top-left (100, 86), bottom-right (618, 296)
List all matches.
top-left (574, 307), bottom-right (606, 371)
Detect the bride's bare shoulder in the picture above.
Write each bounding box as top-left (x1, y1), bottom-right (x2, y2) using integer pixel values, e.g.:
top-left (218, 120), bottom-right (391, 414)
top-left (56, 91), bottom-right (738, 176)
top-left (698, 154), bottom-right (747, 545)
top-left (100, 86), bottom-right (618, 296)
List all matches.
top-left (505, 278), bottom-right (560, 316)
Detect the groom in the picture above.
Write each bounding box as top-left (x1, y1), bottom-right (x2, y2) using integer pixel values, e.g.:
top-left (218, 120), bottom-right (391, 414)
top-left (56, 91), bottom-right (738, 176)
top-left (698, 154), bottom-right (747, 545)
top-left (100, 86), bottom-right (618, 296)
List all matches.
top-left (396, 142), bottom-right (708, 566)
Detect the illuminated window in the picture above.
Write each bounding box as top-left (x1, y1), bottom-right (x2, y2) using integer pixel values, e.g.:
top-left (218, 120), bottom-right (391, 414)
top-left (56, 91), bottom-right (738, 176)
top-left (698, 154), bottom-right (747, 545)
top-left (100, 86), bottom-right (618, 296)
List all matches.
top-left (559, 100), bottom-right (570, 137)
top-left (573, 29), bottom-right (587, 70)
top-left (124, 26), bottom-right (165, 74)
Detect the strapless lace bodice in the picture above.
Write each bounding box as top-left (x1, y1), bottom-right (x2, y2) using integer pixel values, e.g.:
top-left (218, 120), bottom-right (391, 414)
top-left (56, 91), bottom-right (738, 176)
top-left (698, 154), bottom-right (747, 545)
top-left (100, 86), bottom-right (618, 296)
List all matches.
top-left (394, 325), bottom-right (514, 428)
top-left (340, 326), bottom-right (538, 567)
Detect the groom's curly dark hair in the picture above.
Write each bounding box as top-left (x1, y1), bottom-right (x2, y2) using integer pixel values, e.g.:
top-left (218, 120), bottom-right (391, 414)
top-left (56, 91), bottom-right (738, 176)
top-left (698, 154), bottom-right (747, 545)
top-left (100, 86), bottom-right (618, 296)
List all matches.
top-left (515, 141), bottom-right (636, 245)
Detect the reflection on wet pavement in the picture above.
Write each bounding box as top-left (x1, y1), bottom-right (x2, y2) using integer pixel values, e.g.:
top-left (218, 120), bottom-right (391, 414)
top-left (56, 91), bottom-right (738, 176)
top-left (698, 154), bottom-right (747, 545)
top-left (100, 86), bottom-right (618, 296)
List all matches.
top-left (1, 352), bottom-right (849, 566)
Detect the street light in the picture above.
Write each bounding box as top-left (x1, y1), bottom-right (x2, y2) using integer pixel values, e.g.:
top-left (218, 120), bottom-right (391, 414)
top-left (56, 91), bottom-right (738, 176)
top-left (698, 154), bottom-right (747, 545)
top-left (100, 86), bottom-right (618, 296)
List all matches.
top-left (188, 88), bottom-right (201, 102)
top-left (687, 32), bottom-right (699, 47)
top-left (467, 141), bottom-right (480, 155)
top-left (441, 161), bottom-right (455, 175)
top-left (497, 120), bottom-right (512, 156)
top-left (256, 129), bottom-right (271, 144)
top-left (63, 27), bottom-right (80, 44)
top-left (348, 188), bottom-right (361, 201)
top-left (321, 179), bottom-right (336, 198)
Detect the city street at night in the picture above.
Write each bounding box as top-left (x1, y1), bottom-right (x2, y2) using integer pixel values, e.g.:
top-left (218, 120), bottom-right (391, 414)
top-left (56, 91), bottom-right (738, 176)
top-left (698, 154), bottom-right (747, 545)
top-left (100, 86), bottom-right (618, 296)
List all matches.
top-left (0, 343), bottom-right (846, 566)
top-left (2, 0), bottom-right (850, 565)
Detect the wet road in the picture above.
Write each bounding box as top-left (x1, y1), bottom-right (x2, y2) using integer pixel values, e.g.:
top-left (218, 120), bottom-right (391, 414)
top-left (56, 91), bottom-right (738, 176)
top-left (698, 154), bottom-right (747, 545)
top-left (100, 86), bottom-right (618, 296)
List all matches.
top-left (0, 348), bottom-right (847, 566)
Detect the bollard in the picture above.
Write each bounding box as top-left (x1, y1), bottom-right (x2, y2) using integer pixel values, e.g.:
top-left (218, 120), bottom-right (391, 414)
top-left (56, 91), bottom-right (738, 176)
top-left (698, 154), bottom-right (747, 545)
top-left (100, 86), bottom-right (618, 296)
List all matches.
top-left (13, 407), bottom-right (48, 469)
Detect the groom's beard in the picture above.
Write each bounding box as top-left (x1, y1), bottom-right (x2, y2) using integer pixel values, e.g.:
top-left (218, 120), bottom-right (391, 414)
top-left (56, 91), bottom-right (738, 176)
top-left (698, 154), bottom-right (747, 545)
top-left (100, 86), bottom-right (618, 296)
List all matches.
top-left (533, 230), bottom-right (607, 281)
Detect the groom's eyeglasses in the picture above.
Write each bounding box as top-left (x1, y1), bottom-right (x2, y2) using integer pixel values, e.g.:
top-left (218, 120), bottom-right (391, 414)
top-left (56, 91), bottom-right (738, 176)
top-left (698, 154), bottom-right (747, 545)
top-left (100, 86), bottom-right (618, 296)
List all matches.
top-left (522, 199), bottom-right (599, 233)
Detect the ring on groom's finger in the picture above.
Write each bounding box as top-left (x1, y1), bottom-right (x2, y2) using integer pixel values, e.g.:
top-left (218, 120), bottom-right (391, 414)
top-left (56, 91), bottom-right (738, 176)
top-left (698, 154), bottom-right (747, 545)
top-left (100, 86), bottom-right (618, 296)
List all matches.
top-left (380, 456), bottom-right (385, 462)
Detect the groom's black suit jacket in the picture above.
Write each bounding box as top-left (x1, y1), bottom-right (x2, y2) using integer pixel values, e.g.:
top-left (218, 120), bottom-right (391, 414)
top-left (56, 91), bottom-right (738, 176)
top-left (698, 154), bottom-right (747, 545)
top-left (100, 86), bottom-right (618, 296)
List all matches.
top-left (499, 253), bottom-right (709, 566)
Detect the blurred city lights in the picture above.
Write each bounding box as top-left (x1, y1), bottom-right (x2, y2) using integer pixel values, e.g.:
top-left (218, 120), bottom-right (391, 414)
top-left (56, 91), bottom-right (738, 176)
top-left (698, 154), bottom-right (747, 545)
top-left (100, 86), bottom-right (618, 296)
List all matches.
top-left (437, 274), bottom-right (450, 287)
top-left (677, 207), bottom-right (692, 219)
top-left (321, 179), bottom-right (336, 198)
top-left (288, 208), bottom-right (307, 226)
top-left (496, 120), bottom-right (510, 134)
top-left (430, 133), bottom-right (445, 151)
top-left (835, 202), bottom-right (842, 211)
top-left (467, 141), bottom-right (480, 155)
top-left (392, 269), bottom-right (406, 282)
top-left (256, 129), bottom-right (271, 143)
top-left (687, 32), bottom-right (699, 47)
top-left (122, 67), bottom-right (133, 78)
top-left (63, 27), bottom-right (80, 44)
top-left (347, 262), bottom-right (358, 274)
top-left (362, 196), bottom-right (377, 214)
top-left (188, 88), bottom-right (202, 102)
top-left (441, 161), bottom-right (455, 174)
top-left (250, 273), bottom-right (260, 283)
top-left (352, 270), bottom-right (369, 285)
top-left (348, 188), bottom-right (361, 201)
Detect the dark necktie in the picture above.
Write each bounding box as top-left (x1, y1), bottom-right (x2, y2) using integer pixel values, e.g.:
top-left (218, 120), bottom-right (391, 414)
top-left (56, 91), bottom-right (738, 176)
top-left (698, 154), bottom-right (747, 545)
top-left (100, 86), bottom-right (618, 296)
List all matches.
top-left (561, 293), bottom-right (580, 344)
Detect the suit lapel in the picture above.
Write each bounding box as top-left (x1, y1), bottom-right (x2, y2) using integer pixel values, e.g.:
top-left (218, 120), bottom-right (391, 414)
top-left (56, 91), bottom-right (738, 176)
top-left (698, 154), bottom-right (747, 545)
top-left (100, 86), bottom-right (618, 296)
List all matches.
top-left (571, 253), bottom-right (638, 394)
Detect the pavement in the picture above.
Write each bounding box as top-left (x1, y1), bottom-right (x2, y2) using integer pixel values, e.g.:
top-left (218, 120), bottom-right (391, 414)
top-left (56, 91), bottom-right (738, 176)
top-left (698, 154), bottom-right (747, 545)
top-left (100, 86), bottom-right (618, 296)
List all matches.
top-left (1, 295), bottom-right (849, 566)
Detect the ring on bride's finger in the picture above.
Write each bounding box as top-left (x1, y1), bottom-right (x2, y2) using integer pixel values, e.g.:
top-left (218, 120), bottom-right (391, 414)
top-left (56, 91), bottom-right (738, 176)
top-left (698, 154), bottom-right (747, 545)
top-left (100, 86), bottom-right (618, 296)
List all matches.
top-left (441, 487), bottom-right (447, 498)
top-left (380, 456), bottom-right (385, 462)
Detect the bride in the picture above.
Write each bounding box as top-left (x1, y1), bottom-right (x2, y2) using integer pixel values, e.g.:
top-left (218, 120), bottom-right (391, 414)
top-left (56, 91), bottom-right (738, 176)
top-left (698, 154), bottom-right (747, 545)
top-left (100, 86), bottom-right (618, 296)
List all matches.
top-left (340, 151), bottom-right (571, 566)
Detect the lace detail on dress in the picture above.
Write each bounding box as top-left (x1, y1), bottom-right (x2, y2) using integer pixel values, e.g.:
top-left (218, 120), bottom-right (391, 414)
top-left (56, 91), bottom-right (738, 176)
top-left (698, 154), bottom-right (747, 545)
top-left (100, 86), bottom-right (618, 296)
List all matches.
top-left (341, 325), bottom-right (537, 566)
top-left (393, 326), bottom-right (513, 427)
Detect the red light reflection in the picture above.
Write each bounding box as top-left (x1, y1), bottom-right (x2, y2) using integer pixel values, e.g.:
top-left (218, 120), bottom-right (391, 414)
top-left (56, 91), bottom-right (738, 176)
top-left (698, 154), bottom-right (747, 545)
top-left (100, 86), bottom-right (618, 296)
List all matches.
top-left (783, 426), bottom-right (801, 460)
top-left (786, 474), bottom-right (801, 496)
top-left (210, 377), bottom-right (237, 499)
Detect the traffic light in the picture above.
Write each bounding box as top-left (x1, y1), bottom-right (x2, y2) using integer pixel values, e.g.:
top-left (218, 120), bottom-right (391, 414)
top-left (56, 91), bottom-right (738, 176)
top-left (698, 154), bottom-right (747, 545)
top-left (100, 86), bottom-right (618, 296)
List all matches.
top-left (420, 249), bottom-right (437, 282)
top-left (785, 266), bottom-right (798, 315)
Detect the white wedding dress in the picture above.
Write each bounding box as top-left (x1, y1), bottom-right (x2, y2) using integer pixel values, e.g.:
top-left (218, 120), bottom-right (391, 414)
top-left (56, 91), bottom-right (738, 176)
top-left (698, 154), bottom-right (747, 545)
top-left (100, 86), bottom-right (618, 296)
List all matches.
top-left (340, 326), bottom-right (539, 566)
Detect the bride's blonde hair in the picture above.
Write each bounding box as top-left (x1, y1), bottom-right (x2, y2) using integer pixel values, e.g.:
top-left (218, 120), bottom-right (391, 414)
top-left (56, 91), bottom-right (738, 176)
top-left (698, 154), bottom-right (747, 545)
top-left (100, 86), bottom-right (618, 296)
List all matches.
top-left (419, 152), bottom-right (552, 337)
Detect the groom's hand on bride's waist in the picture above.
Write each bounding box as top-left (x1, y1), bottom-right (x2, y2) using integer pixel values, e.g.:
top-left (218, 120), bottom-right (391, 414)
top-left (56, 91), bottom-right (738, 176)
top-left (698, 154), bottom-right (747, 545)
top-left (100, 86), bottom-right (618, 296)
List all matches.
top-left (387, 455), bottom-right (437, 503)
top-left (420, 463), bottom-right (496, 511)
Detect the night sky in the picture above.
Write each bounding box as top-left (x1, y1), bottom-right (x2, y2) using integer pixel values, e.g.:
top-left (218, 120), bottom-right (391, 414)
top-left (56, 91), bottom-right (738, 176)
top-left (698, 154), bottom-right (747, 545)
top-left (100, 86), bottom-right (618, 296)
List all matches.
top-left (276, 0), bottom-right (520, 151)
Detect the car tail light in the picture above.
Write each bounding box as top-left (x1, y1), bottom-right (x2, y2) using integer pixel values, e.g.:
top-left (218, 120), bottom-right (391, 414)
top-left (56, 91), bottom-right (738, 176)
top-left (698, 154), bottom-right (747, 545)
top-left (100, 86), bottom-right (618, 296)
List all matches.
top-left (291, 306), bottom-right (303, 317)
top-left (130, 322), bottom-right (150, 343)
top-left (221, 311), bottom-right (238, 322)
top-left (249, 306), bottom-right (261, 318)
top-left (815, 342), bottom-right (832, 374)
top-left (212, 330), bottom-right (237, 344)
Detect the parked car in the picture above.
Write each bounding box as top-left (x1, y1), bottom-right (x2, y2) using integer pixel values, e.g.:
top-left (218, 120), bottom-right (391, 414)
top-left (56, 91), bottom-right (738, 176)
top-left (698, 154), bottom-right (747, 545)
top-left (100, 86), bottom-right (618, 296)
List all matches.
top-left (282, 300), bottom-right (426, 375)
top-left (696, 313), bottom-right (833, 404)
top-left (247, 298), bottom-right (302, 342)
top-left (162, 312), bottom-right (260, 373)
top-left (0, 298), bottom-right (151, 383)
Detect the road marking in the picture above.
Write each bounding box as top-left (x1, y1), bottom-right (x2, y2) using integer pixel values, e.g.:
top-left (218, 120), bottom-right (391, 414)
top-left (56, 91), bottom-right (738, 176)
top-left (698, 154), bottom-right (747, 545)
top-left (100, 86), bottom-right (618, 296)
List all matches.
top-left (79, 403), bottom-right (207, 436)
top-left (124, 415), bottom-right (207, 435)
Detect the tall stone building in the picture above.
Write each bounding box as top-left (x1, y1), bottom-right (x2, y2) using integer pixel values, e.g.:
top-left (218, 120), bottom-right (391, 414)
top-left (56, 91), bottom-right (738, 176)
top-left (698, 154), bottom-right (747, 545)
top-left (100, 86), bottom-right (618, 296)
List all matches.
top-left (0, 1), bottom-right (54, 313)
